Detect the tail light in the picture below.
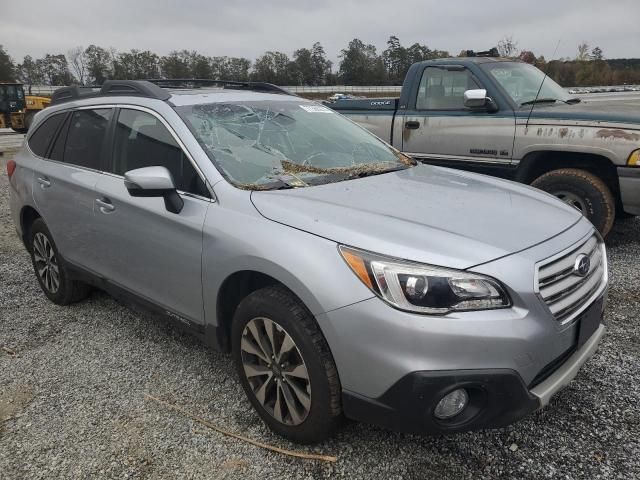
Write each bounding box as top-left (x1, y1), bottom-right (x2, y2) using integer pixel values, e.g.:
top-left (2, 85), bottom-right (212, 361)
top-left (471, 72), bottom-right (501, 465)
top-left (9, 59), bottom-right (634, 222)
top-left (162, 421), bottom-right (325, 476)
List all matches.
top-left (6, 160), bottom-right (16, 179)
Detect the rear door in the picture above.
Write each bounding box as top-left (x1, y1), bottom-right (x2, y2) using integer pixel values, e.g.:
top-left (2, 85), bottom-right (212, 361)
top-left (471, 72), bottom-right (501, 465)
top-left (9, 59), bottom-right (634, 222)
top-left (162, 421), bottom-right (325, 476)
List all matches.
top-left (31, 108), bottom-right (112, 271)
top-left (400, 65), bottom-right (515, 165)
top-left (92, 107), bottom-right (211, 325)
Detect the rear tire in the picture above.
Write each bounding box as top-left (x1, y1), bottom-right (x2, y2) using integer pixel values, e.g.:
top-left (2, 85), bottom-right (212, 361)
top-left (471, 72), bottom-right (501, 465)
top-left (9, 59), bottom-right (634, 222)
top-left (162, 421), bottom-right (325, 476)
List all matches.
top-left (231, 285), bottom-right (342, 444)
top-left (531, 168), bottom-right (615, 237)
top-left (28, 218), bottom-right (91, 305)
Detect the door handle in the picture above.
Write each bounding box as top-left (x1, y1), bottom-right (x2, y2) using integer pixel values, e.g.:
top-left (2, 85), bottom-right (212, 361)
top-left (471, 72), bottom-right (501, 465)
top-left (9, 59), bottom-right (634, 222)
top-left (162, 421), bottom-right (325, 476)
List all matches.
top-left (37, 176), bottom-right (51, 188)
top-left (405, 121), bottom-right (420, 130)
top-left (95, 197), bottom-right (115, 213)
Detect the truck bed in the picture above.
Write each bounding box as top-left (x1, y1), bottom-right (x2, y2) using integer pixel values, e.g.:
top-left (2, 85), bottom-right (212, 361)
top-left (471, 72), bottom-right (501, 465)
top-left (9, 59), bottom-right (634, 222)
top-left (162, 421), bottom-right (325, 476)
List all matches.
top-left (326, 98), bottom-right (399, 143)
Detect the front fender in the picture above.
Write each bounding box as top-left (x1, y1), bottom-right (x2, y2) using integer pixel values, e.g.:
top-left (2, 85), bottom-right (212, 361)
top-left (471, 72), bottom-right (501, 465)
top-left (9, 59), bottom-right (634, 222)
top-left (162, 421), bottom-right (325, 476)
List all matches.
top-left (201, 200), bottom-right (374, 331)
top-left (514, 123), bottom-right (638, 164)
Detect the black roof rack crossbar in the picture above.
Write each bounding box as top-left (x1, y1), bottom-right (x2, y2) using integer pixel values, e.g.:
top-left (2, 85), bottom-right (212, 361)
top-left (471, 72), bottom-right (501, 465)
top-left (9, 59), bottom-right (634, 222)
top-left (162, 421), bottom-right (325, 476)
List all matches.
top-left (50, 80), bottom-right (171, 105)
top-left (464, 48), bottom-right (500, 58)
top-left (145, 79), bottom-right (295, 96)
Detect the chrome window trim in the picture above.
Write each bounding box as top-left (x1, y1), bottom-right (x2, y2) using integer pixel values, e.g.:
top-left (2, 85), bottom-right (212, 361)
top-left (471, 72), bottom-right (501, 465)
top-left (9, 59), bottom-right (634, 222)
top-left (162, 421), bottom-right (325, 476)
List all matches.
top-left (533, 230), bottom-right (608, 326)
top-left (27, 103), bottom-right (217, 202)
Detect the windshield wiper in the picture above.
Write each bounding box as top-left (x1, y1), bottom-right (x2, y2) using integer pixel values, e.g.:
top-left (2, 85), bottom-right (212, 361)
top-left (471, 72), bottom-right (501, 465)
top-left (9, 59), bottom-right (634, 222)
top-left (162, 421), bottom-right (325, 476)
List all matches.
top-left (521, 97), bottom-right (580, 106)
top-left (350, 164), bottom-right (410, 179)
top-left (520, 98), bottom-right (562, 106)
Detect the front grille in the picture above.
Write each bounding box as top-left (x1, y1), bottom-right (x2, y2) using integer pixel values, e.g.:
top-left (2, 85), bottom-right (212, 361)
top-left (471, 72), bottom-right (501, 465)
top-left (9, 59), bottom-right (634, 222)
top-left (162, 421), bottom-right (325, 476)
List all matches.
top-left (536, 234), bottom-right (606, 324)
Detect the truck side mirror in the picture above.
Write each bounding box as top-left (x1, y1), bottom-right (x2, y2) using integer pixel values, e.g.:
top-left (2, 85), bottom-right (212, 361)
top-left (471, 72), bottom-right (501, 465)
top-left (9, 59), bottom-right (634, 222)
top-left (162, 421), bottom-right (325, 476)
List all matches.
top-left (124, 166), bottom-right (184, 214)
top-left (464, 89), bottom-right (498, 112)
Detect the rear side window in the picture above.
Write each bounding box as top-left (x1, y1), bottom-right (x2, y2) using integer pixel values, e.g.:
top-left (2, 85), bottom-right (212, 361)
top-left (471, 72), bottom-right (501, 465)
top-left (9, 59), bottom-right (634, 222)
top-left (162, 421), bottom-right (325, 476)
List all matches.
top-left (111, 109), bottom-right (209, 197)
top-left (63, 109), bottom-right (112, 170)
top-left (27, 114), bottom-right (66, 157)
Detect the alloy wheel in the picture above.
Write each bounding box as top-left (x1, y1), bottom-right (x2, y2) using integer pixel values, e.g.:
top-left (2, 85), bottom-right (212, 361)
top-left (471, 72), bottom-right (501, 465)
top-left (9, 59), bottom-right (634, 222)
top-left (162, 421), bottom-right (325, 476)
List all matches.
top-left (33, 232), bottom-right (60, 294)
top-left (240, 317), bottom-right (311, 425)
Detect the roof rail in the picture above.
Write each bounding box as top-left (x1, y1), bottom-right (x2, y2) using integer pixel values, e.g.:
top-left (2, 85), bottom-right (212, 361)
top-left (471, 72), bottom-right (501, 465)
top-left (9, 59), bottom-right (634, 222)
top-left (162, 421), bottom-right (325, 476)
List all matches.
top-left (50, 79), bottom-right (293, 106)
top-left (50, 86), bottom-right (99, 105)
top-left (145, 79), bottom-right (295, 96)
top-left (51, 80), bottom-right (171, 105)
top-left (100, 80), bottom-right (171, 100)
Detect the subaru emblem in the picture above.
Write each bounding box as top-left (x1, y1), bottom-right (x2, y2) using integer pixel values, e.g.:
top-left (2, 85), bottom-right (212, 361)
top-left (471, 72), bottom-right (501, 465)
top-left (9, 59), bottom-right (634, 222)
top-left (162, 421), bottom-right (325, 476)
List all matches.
top-left (574, 254), bottom-right (591, 277)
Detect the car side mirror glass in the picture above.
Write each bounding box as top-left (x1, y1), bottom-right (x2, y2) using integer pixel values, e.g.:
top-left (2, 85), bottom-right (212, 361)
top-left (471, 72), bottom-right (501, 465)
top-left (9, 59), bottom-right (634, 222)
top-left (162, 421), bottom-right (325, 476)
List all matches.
top-left (123, 166), bottom-right (184, 214)
top-left (464, 89), bottom-right (498, 112)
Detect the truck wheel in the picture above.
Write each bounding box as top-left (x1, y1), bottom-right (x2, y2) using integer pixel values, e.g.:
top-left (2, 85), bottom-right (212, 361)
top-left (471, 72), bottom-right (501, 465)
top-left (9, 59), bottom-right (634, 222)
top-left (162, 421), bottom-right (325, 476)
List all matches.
top-left (231, 285), bottom-right (342, 444)
top-left (531, 168), bottom-right (615, 236)
top-left (24, 111), bottom-right (36, 131)
top-left (28, 218), bottom-right (92, 305)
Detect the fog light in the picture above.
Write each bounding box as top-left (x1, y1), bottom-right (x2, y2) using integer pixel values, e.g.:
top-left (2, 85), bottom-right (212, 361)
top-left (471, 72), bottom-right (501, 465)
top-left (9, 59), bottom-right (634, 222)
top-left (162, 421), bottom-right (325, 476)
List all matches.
top-left (434, 388), bottom-right (469, 420)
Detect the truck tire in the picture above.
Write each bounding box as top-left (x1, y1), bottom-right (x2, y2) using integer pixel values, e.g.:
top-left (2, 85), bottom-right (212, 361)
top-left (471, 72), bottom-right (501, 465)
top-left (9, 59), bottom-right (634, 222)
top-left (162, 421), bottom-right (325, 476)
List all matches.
top-left (531, 168), bottom-right (615, 237)
top-left (24, 111), bottom-right (36, 131)
top-left (231, 285), bottom-right (342, 444)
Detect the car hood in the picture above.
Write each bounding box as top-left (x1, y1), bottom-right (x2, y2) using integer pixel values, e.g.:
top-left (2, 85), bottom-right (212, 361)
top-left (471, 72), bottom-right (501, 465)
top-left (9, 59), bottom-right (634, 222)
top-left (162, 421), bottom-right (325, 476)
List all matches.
top-left (250, 165), bottom-right (582, 269)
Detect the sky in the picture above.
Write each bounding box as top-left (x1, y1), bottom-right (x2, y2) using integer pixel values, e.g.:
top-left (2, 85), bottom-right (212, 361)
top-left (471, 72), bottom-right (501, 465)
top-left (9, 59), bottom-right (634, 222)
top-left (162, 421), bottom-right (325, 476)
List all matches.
top-left (2, 0), bottom-right (639, 65)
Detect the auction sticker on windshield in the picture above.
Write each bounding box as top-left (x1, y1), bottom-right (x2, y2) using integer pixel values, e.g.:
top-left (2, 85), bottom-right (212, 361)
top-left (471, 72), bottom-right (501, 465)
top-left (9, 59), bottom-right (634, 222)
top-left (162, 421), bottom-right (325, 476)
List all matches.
top-left (300, 105), bottom-right (333, 113)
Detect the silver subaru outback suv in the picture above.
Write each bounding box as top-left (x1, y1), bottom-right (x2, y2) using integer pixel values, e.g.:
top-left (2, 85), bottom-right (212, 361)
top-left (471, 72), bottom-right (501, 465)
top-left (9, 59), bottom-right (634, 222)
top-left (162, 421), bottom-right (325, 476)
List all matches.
top-left (8, 80), bottom-right (607, 444)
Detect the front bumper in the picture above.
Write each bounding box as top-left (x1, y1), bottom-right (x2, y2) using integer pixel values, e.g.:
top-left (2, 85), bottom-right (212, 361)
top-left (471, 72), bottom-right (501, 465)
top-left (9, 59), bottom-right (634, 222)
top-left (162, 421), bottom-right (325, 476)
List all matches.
top-left (341, 324), bottom-right (605, 435)
top-left (618, 166), bottom-right (640, 215)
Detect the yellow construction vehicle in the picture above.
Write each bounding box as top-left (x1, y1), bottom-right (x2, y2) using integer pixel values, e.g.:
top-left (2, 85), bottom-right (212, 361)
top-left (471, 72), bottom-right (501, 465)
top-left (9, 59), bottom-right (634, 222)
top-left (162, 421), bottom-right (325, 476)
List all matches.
top-left (0, 82), bottom-right (51, 132)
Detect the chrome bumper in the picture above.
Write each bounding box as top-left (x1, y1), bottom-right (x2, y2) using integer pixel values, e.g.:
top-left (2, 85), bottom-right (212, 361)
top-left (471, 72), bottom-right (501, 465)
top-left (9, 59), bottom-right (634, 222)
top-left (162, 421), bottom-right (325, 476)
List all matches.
top-left (618, 166), bottom-right (640, 215)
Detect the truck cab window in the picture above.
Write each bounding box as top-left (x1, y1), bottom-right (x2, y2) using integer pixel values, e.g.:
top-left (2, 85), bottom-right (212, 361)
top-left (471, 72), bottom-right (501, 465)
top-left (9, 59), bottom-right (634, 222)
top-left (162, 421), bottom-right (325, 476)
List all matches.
top-left (416, 67), bottom-right (480, 110)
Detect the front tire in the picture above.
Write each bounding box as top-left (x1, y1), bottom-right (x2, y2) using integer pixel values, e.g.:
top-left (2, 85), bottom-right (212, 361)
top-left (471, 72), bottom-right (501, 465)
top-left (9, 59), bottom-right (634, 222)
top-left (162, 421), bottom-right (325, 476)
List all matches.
top-left (531, 168), bottom-right (615, 237)
top-left (231, 286), bottom-right (342, 444)
top-left (28, 218), bottom-right (91, 305)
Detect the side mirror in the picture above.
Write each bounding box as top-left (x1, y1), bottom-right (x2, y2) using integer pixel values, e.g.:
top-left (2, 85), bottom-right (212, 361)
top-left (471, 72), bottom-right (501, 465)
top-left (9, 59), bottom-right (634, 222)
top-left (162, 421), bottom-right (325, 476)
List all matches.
top-left (123, 166), bottom-right (184, 214)
top-left (463, 89), bottom-right (498, 112)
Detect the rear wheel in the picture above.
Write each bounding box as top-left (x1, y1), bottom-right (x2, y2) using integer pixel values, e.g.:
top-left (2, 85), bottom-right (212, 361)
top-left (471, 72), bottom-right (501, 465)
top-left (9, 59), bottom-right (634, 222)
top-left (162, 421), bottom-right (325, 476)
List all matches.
top-left (531, 168), bottom-right (615, 237)
top-left (28, 218), bottom-right (91, 305)
top-left (231, 286), bottom-right (342, 444)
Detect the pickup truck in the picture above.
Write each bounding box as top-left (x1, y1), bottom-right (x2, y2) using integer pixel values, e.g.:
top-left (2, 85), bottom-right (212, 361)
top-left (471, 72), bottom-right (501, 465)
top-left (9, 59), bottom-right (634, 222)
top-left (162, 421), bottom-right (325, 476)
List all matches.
top-left (328, 56), bottom-right (640, 236)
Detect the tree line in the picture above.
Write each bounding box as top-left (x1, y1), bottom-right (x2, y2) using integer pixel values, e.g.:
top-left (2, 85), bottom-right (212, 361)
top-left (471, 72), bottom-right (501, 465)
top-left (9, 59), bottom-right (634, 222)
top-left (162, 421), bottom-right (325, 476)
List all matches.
top-left (1, 36), bottom-right (639, 88)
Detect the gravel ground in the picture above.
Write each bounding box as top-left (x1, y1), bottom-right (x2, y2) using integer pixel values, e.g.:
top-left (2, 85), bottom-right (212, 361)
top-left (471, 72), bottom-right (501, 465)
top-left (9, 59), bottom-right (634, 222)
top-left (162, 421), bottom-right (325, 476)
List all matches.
top-left (0, 155), bottom-right (639, 479)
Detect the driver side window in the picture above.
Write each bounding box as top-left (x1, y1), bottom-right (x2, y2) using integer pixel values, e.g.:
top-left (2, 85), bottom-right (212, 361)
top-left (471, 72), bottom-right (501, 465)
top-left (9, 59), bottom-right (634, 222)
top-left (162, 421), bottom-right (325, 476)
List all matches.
top-left (416, 67), bottom-right (480, 110)
top-left (112, 109), bottom-right (210, 198)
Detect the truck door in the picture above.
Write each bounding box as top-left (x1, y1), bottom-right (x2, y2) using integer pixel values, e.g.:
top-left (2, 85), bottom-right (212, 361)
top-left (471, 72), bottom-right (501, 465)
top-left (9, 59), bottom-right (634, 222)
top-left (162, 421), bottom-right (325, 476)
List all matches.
top-left (400, 66), bottom-right (515, 166)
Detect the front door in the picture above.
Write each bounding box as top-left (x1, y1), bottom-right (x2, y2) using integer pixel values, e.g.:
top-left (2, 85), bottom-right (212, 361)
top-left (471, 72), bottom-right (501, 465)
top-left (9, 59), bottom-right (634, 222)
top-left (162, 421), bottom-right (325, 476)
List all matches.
top-left (401, 66), bottom-right (515, 166)
top-left (92, 107), bottom-right (211, 325)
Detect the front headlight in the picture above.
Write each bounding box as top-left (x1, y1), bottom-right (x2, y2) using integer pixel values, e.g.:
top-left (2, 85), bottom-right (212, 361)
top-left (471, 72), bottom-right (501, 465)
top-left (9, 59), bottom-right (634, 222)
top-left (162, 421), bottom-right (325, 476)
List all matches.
top-left (628, 149), bottom-right (640, 166)
top-left (339, 246), bottom-right (511, 314)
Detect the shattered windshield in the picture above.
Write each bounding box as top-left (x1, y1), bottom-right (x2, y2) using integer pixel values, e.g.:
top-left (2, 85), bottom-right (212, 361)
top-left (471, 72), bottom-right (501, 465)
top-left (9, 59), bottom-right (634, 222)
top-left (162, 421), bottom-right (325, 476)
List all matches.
top-left (175, 100), bottom-right (414, 189)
